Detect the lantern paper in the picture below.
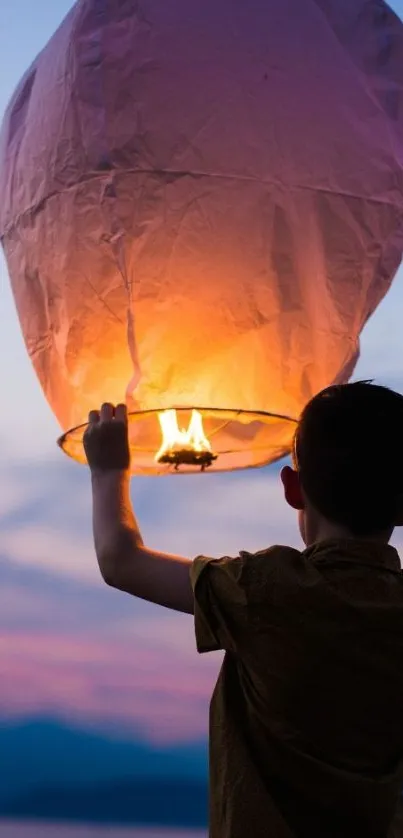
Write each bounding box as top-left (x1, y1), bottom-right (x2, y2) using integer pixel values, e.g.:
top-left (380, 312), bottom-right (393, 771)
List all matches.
top-left (1, 0), bottom-right (403, 474)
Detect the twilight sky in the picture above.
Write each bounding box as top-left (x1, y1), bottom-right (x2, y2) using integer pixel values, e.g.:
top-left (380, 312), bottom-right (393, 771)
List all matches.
top-left (1, 0), bottom-right (403, 745)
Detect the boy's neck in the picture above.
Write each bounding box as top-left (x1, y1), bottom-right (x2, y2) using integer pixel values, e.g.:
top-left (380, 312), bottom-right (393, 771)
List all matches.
top-left (306, 515), bottom-right (392, 548)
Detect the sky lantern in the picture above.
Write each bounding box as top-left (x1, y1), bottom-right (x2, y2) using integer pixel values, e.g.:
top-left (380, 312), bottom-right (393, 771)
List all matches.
top-left (1, 0), bottom-right (403, 475)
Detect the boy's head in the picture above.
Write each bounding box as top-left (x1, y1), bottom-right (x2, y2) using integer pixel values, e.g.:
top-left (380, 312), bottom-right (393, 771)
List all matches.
top-left (281, 381), bottom-right (403, 545)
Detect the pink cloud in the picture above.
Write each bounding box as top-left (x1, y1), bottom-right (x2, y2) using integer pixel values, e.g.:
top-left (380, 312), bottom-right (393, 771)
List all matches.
top-left (0, 627), bottom-right (217, 742)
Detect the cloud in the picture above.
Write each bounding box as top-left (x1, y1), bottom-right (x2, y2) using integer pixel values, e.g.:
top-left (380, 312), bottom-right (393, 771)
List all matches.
top-left (0, 558), bottom-right (217, 742)
top-left (0, 628), bottom-right (215, 742)
top-left (0, 448), bottom-right (301, 582)
top-left (357, 276), bottom-right (403, 383)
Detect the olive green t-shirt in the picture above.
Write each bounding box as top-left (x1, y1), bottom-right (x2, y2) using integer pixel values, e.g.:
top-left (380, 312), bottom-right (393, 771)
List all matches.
top-left (191, 539), bottom-right (403, 838)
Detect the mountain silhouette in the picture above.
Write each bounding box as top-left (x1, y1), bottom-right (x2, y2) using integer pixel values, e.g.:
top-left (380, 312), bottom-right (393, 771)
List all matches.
top-left (1, 776), bottom-right (208, 829)
top-left (0, 716), bottom-right (207, 827)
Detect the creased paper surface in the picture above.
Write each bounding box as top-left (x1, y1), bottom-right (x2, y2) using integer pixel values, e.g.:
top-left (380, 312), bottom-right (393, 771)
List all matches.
top-left (1, 0), bottom-right (403, 466)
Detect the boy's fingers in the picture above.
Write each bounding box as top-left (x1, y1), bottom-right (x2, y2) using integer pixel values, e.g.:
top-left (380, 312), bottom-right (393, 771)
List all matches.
top-left (88, 409), bottom-right (100, 425)
top-left (114, 403), bottom-right (128, 424)
top-left (100, 402), bottom-right (114, 422)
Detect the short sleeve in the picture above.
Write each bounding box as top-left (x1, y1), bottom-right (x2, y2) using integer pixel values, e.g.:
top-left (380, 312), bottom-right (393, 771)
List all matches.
top-left (190, 551), bottom-right (268, 654)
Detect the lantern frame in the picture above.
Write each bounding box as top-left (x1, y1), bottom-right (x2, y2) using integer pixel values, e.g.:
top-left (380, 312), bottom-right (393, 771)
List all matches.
top-left (57, 406), bottom-right (297, 476)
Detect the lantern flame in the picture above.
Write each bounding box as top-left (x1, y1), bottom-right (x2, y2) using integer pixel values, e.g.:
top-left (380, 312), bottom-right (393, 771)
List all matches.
top-left (155, 409), bottom-right (217, 470)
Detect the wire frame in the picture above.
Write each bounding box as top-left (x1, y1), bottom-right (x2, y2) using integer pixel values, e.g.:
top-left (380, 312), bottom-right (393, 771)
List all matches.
top-left (57, 407), bottom-right (297, 476)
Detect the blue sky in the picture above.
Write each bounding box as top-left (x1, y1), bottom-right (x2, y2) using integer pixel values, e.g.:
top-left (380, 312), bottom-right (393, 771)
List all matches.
top-left (1, 0), bottom-right (403, 741)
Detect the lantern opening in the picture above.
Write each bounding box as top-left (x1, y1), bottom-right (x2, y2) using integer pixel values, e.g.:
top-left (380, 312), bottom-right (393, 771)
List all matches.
top-left (155, 409), bottom-right (217, 471)
top-left (57, 407), bottom-right (297, 476)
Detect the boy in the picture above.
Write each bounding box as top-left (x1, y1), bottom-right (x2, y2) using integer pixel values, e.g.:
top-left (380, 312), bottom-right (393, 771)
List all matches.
top-left (83, 382), bottom-right (403, 837)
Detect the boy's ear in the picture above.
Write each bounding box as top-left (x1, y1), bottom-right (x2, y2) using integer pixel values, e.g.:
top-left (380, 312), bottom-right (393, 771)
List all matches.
top-left (281, 465), bottom-right (305, 511)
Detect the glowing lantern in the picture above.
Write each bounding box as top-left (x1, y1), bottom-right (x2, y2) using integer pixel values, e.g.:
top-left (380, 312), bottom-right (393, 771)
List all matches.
top-left (1, 0), bottom-right (403, 474)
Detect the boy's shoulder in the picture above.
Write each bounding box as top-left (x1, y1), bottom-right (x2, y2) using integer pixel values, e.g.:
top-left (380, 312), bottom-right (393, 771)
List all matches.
top-left (239, 544), bottom-right (305, 576)
top-left (192, 544), bottom-right (305, 598)
top-left (240, 544), bottom-right (302, 562)
top-left (193, 544), bottom-right (302, 577)
top-left (238, 544), bottom-right (310, 593)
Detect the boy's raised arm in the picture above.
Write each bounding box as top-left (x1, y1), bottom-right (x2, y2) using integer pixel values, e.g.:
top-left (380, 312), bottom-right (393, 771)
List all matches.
top-left (84, 403), bottom-right (194, 615)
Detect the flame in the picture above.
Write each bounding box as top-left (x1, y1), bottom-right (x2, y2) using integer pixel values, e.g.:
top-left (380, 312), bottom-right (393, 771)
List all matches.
top-left (155, 409), bottom-right (213, 463)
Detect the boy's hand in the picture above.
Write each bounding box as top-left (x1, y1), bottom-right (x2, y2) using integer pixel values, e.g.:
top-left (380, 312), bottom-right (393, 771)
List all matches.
top-left (83, 402), bottom-right (131, 472)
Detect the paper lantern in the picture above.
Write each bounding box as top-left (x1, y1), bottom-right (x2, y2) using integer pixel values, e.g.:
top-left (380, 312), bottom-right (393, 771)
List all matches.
top-left (1, 0), bottom-right (403, 475)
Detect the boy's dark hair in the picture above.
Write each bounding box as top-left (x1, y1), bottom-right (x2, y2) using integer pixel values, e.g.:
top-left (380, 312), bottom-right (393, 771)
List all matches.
top-left (294, 381), bottom-right (403, 536)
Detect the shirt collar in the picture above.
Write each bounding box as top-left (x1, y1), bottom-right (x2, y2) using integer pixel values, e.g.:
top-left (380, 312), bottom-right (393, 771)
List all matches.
top-left (304, 538), bottom-right (401, 573)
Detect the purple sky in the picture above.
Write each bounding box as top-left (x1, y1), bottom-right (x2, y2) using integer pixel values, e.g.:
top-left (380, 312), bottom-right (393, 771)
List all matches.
top-left (1, 0), bottom-right (403, 744)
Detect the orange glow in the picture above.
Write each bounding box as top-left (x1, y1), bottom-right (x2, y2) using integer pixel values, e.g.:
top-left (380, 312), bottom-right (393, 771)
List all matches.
top-left (155, 409), bottom-right (216, 470)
